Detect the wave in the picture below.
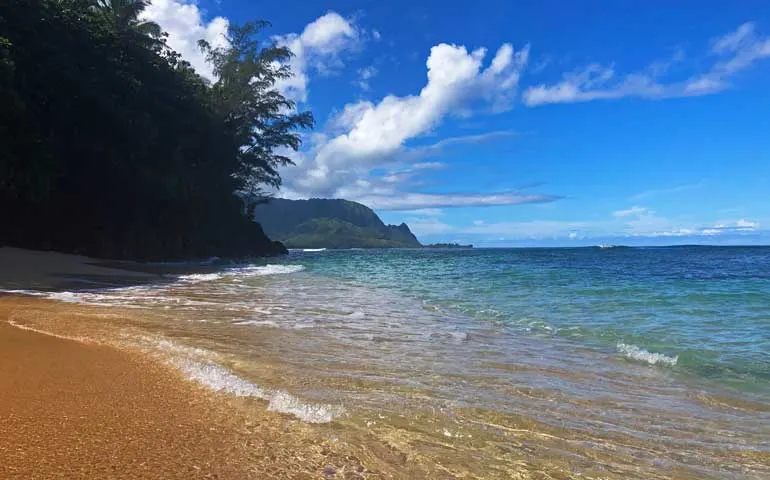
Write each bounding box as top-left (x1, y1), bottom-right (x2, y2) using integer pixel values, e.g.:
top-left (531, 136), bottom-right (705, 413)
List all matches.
top-left (236, 264), bottom-right (305, 276)
top-left (177, 272), bottom-right (224, 283)
top-left (174, 358), bottom-right (344, 423)
top-left (138, 335), bottom-right (344, 423)
top-left (617, 343), bottom-right (678, 366)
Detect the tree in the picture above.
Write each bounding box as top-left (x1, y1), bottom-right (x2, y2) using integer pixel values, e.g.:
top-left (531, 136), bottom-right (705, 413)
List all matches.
top-left (200, 22), bottom-right (314, 215)
top-left (0, 0), bottom-right (311, 260)
top-left (92, 0), bottom-right (162, 39)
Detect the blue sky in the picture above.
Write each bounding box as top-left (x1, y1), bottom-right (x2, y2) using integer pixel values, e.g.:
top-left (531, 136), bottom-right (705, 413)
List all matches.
top-left (144, 0), bottom-right (770, 246)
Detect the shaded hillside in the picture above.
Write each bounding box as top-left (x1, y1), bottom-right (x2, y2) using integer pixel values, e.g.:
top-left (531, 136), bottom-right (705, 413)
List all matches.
top-left (253, 199), bottom-right (421, 248)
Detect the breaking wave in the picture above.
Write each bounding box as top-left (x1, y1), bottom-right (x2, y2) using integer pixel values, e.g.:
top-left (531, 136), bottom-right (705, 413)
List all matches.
top-left (617, 343), bottom-right (678, 366)
top-left (174, 358), bottom-right (344, 423)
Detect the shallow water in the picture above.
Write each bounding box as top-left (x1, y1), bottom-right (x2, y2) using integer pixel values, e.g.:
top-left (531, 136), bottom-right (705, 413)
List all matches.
top-left (7, 246), bottom-right (770, 478)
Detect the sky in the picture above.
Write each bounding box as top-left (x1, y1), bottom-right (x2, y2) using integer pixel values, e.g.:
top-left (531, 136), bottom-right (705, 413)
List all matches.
top-left (142, 0), bottom-right (770, 246)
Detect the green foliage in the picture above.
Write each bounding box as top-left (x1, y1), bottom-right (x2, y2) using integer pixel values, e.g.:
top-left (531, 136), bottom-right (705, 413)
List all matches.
top-left (200, 22), bottom-right (314, 213)
top-left (253, 199), bottom-right (422, 249)
top-left (0, 0), bottom-right (311, 260)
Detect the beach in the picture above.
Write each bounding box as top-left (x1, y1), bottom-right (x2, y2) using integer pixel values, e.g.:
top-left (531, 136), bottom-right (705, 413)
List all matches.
top-left (0, 315), bottom-right (250, 479)
top-left (2, 246), bottom-right (769, 479)
top-left (0, 249), bottom-right (385, 479)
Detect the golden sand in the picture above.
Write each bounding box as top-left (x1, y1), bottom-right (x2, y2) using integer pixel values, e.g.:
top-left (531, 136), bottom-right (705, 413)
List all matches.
top-left (0, 296), bottom-right (396, 479)
top-left (0, 317), bottom-right (251, 478)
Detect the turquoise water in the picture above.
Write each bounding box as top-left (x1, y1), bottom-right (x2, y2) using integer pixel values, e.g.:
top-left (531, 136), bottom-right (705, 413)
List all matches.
top-left (291, 246), bottom-right (770, 394)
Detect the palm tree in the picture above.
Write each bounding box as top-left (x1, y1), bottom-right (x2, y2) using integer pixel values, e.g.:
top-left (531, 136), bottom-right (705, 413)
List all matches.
top-left (92, 0), bottom-right (162, 39)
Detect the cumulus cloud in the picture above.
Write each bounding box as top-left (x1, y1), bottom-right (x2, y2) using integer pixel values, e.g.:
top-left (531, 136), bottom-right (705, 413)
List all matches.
top-left (273, 12), bottom-right (361, 102)
top-left (283, 42), bottom-right (531, 203)
top-left (142, 0), bottom-right (230, 80)
top-left (523, 22), bottom-right (770, 106)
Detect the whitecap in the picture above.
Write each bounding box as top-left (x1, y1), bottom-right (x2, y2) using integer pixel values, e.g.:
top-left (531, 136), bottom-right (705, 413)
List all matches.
top-left (0, 288), bottom-right (48, 296)
top-left (235, 264), bottom-right (305, 276)
top-left (617, 343), bottom-right (678, 366)
top-left (177, 272), bottom-right (223, 283)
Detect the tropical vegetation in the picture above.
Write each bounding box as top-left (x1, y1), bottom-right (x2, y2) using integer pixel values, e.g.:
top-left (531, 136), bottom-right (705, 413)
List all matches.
top-left (252, 199), bottom-right (422, 248)
top-left (0, 0), bottom-right (312, 260)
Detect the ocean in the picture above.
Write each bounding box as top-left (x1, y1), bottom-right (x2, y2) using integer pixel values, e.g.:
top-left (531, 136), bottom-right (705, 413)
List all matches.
top-left (8, 246), bottom-right (770, 478)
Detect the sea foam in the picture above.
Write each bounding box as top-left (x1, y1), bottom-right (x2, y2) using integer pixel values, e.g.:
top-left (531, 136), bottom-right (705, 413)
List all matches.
top-left (235, 264), bottom-right (305, 276)
top-left (175, 358), bottom-right (344, 423)
top-left (617, 343), bottom-right (678, 366)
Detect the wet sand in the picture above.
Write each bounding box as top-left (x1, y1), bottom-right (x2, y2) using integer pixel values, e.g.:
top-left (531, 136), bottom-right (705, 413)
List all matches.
top-left (0, 248), bottom-right (387, 479)
top-left (0, 319), bottom-right (251, 479)
top-left (0, 246), bottom-right (157, 290)
top-left (0, 296), bottom-right (390, 479)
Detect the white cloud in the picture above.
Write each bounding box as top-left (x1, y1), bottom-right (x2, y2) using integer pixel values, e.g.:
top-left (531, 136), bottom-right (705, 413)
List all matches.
top-left (355, 66), bottom-right (378, 91)
top-left (623, 215), bottom-right (762, 237)
top-left (355, 192), bottom-right (556, 211)
top-left (283, 42), bottom-right (530, 201)
top-left (403, 212), bottom-right (764, 241)
top-left (736, 219), bottom-right (760, 229)
top-left (462, 219), bottom-right (597, 238)
top-left (273, 12), bottom-right (361, 102)
top-left (142, 0), bottom-right (230, 81)
top-left (613, 206), bottom-right (649, 217)
top-left (399, 208), bottom-right (444, 216)
top-left (700, 219), bottom-right (761, 235)
top-left (523, 22), bottom-right (770, 106)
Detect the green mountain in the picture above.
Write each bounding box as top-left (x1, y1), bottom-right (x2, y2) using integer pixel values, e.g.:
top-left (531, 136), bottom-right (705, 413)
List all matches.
top-left (253, 199), bottom-right (422, 249)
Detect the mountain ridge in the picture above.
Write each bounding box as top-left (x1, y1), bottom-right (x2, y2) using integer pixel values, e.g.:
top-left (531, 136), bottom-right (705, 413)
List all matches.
top-left (253, 198), bottom-right (422, 249)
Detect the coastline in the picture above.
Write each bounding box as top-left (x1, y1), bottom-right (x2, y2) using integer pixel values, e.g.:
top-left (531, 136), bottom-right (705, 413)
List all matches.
top-left (0, 295), bottom-right (387, 479)
top-left (3, 247), bottom-right (769, 479)
top-left (0, 305), bottom-right (251, 479)
top-left (0, 248), bottom-right (388, 479)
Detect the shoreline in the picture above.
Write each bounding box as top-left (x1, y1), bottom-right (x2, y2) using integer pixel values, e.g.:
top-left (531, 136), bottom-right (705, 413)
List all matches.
top-left (0, 247), bottom-right (383, 479)
top-left (0, 245), bottom-right (389, 478)
top-left (3, 247), bottom-right (770, 479)
top-left (0, 295), bottom-right (386, 479)
top-left (0, 304), bottom-right (251, 479)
